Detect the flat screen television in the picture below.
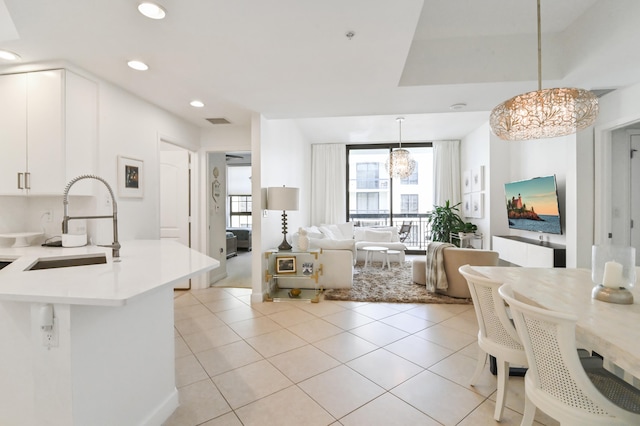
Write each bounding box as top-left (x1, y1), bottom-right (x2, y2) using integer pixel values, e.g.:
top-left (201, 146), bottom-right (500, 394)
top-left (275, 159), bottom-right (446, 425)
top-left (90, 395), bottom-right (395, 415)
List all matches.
top-left (504, 175), bottom-right (562, 235)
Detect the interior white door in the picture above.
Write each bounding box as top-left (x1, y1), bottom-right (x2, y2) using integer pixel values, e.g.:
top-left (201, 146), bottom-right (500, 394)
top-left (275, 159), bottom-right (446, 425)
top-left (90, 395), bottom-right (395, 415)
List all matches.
top-left (160, 149), bottom-right (190, 289)
top-left (631, 135), bottom-right (640, 264)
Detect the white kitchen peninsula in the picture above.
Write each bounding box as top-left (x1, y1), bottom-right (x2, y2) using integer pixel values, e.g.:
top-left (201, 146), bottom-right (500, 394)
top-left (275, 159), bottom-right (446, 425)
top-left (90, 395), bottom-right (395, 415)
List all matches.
top-left (0, 240), bottom-right (219, 426)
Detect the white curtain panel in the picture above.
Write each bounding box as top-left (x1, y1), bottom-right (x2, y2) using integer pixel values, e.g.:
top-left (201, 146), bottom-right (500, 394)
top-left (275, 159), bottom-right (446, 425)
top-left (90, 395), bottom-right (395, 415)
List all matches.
top-left (311, 144), bottom-right (346, 225)
top-left (433, 140), bottom-right (461, 207)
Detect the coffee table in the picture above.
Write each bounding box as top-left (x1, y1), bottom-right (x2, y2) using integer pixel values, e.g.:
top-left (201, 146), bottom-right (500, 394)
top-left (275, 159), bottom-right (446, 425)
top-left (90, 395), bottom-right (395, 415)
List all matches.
top-left (386, 249), bottom-right (402, 268)
top-left (362, 246), bottom-right (390, 269)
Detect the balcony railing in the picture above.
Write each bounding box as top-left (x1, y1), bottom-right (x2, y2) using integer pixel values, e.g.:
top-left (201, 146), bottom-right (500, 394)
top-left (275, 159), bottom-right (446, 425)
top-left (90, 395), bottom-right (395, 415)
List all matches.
top-left (349, 213), bottom-right (431, 252)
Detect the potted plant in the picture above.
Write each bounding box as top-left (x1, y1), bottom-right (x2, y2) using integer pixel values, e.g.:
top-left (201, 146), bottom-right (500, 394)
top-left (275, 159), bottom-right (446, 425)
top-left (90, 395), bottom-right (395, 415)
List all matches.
top-left (454, 221), bottom-right (478, 247)
top-left (456, 221), bottom-right (478, 237)
top-left (425, 200), bottom-right (466, 244)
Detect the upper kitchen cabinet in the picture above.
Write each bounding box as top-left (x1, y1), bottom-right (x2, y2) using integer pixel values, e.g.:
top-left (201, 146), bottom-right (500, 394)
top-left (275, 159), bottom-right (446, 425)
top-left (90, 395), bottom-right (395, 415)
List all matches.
top-left (0, 69), bottom-right (97, 196)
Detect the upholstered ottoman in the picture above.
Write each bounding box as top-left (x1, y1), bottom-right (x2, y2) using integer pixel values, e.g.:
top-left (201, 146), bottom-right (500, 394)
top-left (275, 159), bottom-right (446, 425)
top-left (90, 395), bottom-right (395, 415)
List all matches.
top-left (412, 259), bottom-right (427, 285)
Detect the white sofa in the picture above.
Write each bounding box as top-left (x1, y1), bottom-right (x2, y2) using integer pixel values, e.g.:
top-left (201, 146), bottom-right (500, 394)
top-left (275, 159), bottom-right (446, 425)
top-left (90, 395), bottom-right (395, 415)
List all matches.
top-left (353, 226), bottom-right (407, 263)
top-left (292, 222), bottom-right (406, 264)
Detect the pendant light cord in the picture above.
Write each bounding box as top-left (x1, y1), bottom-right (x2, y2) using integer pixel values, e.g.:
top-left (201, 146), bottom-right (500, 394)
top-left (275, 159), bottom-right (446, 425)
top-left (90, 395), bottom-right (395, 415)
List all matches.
top-left (537, 0), bottom-right (542, 91)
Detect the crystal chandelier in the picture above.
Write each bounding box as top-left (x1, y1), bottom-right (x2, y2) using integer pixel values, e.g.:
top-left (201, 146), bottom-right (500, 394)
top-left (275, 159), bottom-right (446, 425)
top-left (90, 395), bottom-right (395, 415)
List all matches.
top-left (385, 117), bottom-right (416, 179)
top-left (490, 0), bottom-right (598, 141)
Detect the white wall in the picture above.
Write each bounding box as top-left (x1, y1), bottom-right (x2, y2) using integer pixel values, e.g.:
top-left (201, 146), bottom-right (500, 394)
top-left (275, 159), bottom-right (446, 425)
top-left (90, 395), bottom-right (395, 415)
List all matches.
top-left (460, 122), bottom-right (492, 249)
top-left (259, 118), bottom-right (312, 251)
top-left (253, 117), bottom-right (311, 301)
top-left (594, 81), bottom-right (640, 248)
top-left (227, 166), bottom-right (252, 196)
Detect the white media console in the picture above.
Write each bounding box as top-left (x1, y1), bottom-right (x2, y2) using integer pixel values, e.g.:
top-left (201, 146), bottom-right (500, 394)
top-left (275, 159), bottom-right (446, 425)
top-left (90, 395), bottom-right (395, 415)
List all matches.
top-left (492, 235), bottom-right (566, 267)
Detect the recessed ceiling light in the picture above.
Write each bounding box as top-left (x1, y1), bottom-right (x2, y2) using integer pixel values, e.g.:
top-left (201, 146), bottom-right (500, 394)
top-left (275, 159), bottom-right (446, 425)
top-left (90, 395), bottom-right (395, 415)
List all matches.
top-left (127, 60), bottom-right (149, 71)
top-left (449, 103), bottom-right (467, 110)
top-left (138, 2), bottom-right (166, 19)
top-left (0, 50), bottom-right (21, 61)
top-left (190, 100), bottom-right (205, 108)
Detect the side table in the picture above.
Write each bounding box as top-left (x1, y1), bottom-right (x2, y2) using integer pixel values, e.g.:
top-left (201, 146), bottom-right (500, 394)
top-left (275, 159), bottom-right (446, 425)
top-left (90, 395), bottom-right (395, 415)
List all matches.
top-left (362, 246), bottom-right (390, 269)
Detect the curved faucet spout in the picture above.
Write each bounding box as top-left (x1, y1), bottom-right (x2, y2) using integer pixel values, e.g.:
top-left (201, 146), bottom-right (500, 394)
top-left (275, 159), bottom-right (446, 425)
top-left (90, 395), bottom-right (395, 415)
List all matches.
top-left (62, 175), bottom-right (120, 261)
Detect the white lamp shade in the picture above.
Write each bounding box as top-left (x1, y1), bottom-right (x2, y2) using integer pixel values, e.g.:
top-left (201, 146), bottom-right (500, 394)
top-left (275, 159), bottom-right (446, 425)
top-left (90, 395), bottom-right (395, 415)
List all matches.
top-left (267, 187), bottom-right (299, 211)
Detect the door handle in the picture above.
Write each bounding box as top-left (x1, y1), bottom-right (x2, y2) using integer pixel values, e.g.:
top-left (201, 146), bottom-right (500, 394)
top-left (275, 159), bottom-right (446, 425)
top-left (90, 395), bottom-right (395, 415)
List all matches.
top-left (25, 172), bottom-right (31, 189)
top-left (17, 172), bottom-right (24, 189)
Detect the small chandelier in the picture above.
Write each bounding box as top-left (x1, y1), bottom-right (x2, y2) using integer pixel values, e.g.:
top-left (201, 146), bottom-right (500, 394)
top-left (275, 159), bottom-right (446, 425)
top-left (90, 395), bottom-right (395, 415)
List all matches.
top-left (385, 117), bottom-right (416, 179)
top-left (490, 0), bottom-right (598, 141)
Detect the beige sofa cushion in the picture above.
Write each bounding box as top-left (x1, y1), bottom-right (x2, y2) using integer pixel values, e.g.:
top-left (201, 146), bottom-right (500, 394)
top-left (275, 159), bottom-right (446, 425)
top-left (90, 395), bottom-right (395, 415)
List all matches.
top-left (441, 247), bottom-right (500, 298)
top-left (414, 248), bottom-right (500, 298)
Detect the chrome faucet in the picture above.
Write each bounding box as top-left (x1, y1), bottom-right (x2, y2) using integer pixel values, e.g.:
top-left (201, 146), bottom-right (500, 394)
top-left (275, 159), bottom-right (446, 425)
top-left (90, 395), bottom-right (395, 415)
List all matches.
top-left (62, 175), bottom-right (121, 262)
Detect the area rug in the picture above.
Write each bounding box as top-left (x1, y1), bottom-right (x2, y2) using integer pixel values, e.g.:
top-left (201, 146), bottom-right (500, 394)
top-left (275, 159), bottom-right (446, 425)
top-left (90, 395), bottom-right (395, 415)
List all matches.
top-left (324, 261), bottom-right (472, 304)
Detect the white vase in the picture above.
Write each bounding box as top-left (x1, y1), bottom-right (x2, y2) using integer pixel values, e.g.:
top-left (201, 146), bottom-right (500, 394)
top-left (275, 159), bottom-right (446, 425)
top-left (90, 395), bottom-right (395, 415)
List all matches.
top-left (298, 228), bottom-right (309, 251)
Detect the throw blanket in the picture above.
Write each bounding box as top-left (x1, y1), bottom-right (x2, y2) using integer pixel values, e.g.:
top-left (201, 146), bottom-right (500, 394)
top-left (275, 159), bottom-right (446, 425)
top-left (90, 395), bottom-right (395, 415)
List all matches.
top-left (425, 242), bottom-right (455, 292)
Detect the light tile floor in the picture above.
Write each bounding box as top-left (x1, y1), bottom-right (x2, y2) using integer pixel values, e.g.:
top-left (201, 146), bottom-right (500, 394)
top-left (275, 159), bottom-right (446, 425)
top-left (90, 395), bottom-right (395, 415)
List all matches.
top-left (164, 287), bottom-right (560, 426)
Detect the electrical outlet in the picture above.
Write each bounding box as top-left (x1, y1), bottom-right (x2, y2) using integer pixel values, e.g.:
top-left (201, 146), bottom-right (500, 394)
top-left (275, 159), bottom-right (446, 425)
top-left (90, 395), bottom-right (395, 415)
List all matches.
top-left (42, 322), bottom-right (59, 348)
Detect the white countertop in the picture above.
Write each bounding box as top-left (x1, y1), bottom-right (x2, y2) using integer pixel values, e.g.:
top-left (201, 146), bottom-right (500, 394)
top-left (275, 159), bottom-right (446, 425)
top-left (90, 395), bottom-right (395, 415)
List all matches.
top-left (0, 240), bottom-right (219, 306)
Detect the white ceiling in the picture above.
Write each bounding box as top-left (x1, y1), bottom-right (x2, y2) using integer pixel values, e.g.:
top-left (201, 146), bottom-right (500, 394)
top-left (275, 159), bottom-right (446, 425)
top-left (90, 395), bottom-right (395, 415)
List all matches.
top-left (1, 0), bottom-right (638, 142)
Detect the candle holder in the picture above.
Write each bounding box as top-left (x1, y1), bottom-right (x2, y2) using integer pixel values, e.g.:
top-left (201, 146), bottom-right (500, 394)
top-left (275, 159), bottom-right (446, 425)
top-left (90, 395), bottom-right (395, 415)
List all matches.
top-left (591, 245), bottom-right (635, 304)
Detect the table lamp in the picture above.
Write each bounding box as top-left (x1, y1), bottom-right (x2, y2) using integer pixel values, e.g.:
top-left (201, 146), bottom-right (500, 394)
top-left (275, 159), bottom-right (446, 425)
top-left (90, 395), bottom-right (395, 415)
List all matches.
top-left (591, 245), bottom-right (635, 304)
top-left (267, 186), bottom-right (299, 251)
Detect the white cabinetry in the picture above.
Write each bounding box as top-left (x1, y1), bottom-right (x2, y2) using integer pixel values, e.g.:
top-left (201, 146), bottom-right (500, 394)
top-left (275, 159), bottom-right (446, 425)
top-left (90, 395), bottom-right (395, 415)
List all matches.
top-left (0, 69), bottom-right (97, 196)
top-left (492, 235), bottom-right (566, 267)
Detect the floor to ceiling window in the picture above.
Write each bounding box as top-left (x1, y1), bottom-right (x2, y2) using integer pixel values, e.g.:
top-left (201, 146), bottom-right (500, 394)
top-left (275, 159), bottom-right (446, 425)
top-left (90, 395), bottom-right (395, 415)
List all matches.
top-left (347, 144), bottom-right (433, 252)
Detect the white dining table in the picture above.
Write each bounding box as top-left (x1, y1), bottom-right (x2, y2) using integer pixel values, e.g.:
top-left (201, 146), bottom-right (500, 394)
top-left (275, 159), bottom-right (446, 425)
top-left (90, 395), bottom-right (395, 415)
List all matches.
top-left (471, 266), bottom-right (640, 382)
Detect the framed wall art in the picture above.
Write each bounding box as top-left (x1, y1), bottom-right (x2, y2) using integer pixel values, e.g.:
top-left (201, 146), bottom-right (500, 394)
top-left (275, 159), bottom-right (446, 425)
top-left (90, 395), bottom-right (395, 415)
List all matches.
top-left (471, 192), bottom-right (484, 218)
top-left (463, 194), bottom-right (472, 218)
top-left (118, 156), bottom-right (144, 198)
top-left (471, 166), bottom-right (484, 193)
top-left (462, 170), bottom-right (471, 194)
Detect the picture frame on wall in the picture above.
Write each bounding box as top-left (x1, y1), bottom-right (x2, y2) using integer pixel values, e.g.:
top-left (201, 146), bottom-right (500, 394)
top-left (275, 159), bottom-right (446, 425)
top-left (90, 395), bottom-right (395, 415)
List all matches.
top-left (471, 192), bottom-right (483, 218)
top-left (463, 194), bottom-right (472, 218)
top-left (117, 156), bottom-right (144, 198)
top-left (471, 166), bottom-right (484, 193)
top-left (276, 256), bottom-right (296, 274)
top-left (462, 170), bottom-right (471, 194)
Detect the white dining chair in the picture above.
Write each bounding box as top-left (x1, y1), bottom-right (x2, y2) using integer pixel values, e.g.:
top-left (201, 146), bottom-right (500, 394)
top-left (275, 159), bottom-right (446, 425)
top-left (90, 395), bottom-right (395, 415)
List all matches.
top-left (458, 264), bottom-right (528, 421)
top-left (498, 283), bottom-right (640, 426)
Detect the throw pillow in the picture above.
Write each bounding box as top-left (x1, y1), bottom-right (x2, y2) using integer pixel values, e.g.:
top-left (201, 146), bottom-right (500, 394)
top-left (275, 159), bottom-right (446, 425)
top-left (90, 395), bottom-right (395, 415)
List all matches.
top-left (369, 226), bottom-right (400, 242)
top-left (336, 222), bottom-right (354, 239)
top-left (364, 229), bottom-right (392, 242)
top-left (302, 226), bottom-right (324, 239)
top-left (319, 225), bottom-right (341, 240)
top-left (354, 227), bottom-right (367, 241)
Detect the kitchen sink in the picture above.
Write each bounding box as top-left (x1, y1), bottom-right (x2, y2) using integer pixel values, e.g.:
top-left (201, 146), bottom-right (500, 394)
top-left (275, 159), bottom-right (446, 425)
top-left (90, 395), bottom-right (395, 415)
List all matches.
top-left (26, 254), bottom-right (107, 271)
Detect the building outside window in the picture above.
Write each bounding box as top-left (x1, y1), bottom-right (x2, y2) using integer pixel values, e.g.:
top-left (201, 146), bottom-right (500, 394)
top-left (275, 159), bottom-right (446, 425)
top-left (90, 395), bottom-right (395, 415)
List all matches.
top-left (356, 162), bottom-right (381, 189)
top-left (228, 195), bottom-right (252, 227)
top-left (401, 194), bottom-right (419, 213)
top-left (400, 168), bottom-right (418, 185)
top-left (356, 192), bottom-right (380, 213)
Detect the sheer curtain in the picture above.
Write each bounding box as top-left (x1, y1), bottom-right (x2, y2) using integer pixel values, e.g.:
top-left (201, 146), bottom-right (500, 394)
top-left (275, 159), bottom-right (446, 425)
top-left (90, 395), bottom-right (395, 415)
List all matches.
top-left (311, 144), bottom-right (346, 225)
top-left (433, 140), bottom-right (461, 207)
